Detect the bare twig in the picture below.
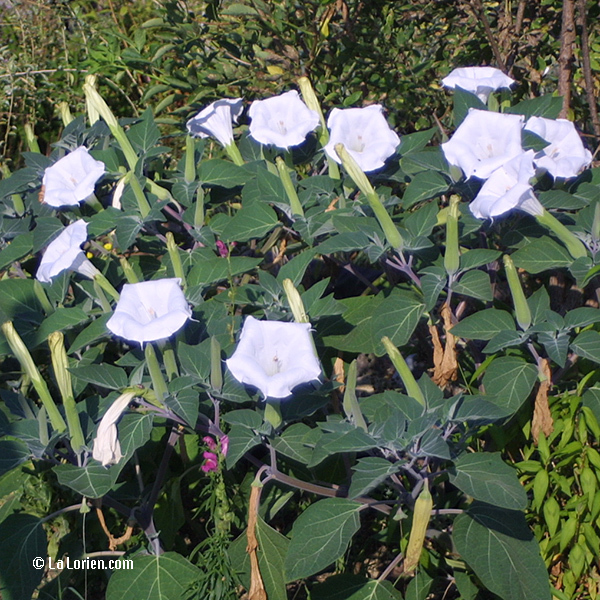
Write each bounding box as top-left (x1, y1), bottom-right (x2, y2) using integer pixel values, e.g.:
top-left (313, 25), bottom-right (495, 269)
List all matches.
top-left (577, 0), bottom-right (600, 138)
top-left (558, 0), bottom-right (576, 118)
top-left (469, 0), bottom-right (508, 72)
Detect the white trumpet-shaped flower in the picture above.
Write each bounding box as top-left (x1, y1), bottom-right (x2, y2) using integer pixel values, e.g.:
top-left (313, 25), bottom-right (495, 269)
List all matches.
top-left (442, 109), bottom-right (524, 180)
top-left (469, 150), bottom-right (543, 219)
top-left (41, 146), bottom-right (105, 208)
top-left (106, 279), bottom-right (191, 344)
top-left (92, 391), bottom-right (137, 467)
top-left (442, 66), bottom-right (515, 102)
top-left (186, 98), bottom-right (244, 147)
top-left (226, 316), bottom-right (321, 399)
top-left (524, 116), bottom-right (592, 179)
top-left (324, 105), bottom-right (400, 172)
top-left (36, 220), bottom-right (99, 283)
top-left (248, 90), bottom-right (319, 148)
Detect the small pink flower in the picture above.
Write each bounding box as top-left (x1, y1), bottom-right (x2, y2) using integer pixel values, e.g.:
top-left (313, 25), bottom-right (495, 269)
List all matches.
top-left (221, 435), bottom-right (229, 457)
top-left (216, 240), bottom-right (229, 258)
top-left (201, 451), bottom-right (219, 473)
top-left (203, 436), bottom-right (218, 451)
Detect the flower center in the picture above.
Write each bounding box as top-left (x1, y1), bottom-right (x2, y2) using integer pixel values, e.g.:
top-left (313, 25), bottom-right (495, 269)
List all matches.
top-left (263, 352), bottom-right (283, 377)
top-left (349, 134), bottom-right (365, 153)
top-left (276, 120), bottom-right (288, 135)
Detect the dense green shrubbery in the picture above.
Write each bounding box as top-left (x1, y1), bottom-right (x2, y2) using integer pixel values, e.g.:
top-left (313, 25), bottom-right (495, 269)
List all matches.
top-left (0, 2), bottom-right (600, 600)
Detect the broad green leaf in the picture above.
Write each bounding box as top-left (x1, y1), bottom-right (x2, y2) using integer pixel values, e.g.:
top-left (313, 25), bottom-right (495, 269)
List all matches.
top-left (322, 428), bottom-right (379, 455)
top-left (0, 514), bottom-right (47, 600)
top-left (459, 249), bottom-right (501, 270)
top-left (312, 574), bottom-right (402, 600)
top-left (257, 169), bottom-right (288, 205)
top-left (453, 87), bottom-right (486, 127)
top-left (285, 498), bottom-right (362, 581)
top-left (538, 331), bottom-right (569, 367)
top-left (187, 256), bottom-right (262, 287)
top-left (317, 232), bottom-right (371, 254)
top-left (571, 330), bottom-right (600, 363)
top-left (54, 462), bottom-right (121, 498)
top-left (453, 270), bottom-right (493, 301)
top-left (165, 388), bottom-right (199, 427)
top-left (105, 552), bottom-right (201, 600)
top-left (116, 413), bottom-right (153, 458)
top-left (198, 159), bottom-right (248, 187)
top-left (453, 503), bottom-right (551, 600)
top-left (348, 457), bottom-right (398, 499)
top-left (177, 339), bottom-right (211, 382)
top-left (220, 202), bottom-right (279, 242)
top-left (482, 357), bottom-right (537, 414)
top-left (483, 330), bottom-right (523, 354)
top-left (564, 307), bottom-right (600, 329)
top-left (405, 571), bottom-right (434, 600)
top-left (526, 287), bottom-right (550, 325)
top-left (272, 423), bottom-right (318, 464)
top-left (34, 307), bottom-right (89, 345)
top-left (222, 408), bottom-right (263, 429)
top-left (582, 387), bottom-right (600, 424)
top-left (0, 279), bottom-right (41, 325)
top-left (399, 128), bottom-right (436, 155)
top-left (70, 364), bottom-right (128, 390)
top-left (226, 425), bottom-right (261, 468)
top-left (403, 199), bottom-right (439, 237)
top-left (511, 237), bottom-right (572, 274)
top-left (0, 232), bottom-right (33, 271)
top-left (505, 94), bottom-right (562, 118)
top-left (402, 171), bottom-right (449, 209)
top-left (68, 314), bottom-right (111, 354)
top-left (255, 518), bottom-right (290, 598)
top-left (450, 453), bottom-right (527, 510)
top-left (0, 440), bottom-right (30, 477)
top-left (450, 395), bottom-right (513, 423)
top-left (128, 108), bottom-right (161, 154)
top-left (276, 249), bottom-right (316, 286)
top-left (451, 309), bottom-right (515, 341)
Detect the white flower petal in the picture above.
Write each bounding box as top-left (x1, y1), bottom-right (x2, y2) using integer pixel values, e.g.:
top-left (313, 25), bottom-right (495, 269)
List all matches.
top-left (442, 66), bottom-right (515, 102)
top-left (92, 391), bottom-right (137, 466)
top-left (525, 116), bottom-right (592, 179)
top-left (226, 316), bottom-right (321, 399)
top-left (186, 98), bottom-right (244, 147)
top-left (248, 90), bottom-right (319, 149)
top-left (106, 279), bottom-right (191, 344)
top-left (323, 105), bottom-right (400, 172)
top-left (469, 151), bottom-right (543, 219)
top-left (42, 146), bottom-right (105, 208)
top-left (442, 109), bottom-right (524, 179)
top-left (36, 220), bottom-right (98, 283)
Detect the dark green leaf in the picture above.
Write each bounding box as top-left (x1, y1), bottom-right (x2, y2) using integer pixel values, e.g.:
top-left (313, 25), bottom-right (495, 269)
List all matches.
top-left (453, 87), bottom-right (486, 127)
top-left (511, 237), bottom-right (573, 274)
top-left (285, 499), bottom-right (362, 581)
top-left (348, 457), bottom-right (398, 499)
top-left (226, 425), bottom-right (261, 468)
top-left (0, 441), bottom-right (30, 477)
top-left (68, 314), bottom-right (111, 354)
top-left (402, 172), bottom-right (449, 209)
top-left (482, 357), bottom-right (537, 414)
top-left (451, 309), bottom-right (515, 341)
top-left (128, 108), bottom-right (161, 154)
top-left (188, 256), bottom-right (262, 287)
top-left (70, 364), bottom-right (128, 390)
top-left (0, 233), bottom-right (33, 271)
top-left (312, 574), bottom-right (402, 600)
top-left (505, 94), bottom-right (562, 118)
top-left (564, 307), bottom-right (600, 329)
top-left (454, 270), bottom-right (493, 301)
top-left (527, 287), bottom-right (550, 325)
top-left (220, 202), bottom-right (279, 242)
top-left (198, 159), bottom-right (248, 188)
top-left (483, 330), bottom-right (523, 354)
top-left (54, 462), bottom-right (120, 498)
top-left (571, 330), bottom-right (600, 363)
top-left (34, 308), bottom-right (89, 345)
top-left (459, 249), bottom-right (501, 271)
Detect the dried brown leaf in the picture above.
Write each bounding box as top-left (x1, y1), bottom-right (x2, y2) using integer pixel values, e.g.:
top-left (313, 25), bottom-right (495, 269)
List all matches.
top-left (532, 358), bottom-right (554, 444)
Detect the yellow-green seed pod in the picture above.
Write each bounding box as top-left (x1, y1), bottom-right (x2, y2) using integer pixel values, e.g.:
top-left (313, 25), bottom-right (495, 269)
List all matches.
top-left (403, 481), bottom-right (433, 574)
top-left (533, 469), bottom-right (549, 511)
top-left (542, 496), bottom-right (560, 538)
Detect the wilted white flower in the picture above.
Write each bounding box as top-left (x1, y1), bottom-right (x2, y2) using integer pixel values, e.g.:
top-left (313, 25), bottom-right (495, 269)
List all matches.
top-left (442, 66), bottom-right (515, 102)
top-left (106, 279), bottom-right (191, 344)
top-left (36, 220), bottom-right (99, 283)
top-left (186, 98), bottom-right (244, 147)
top-left (41, 146), bottom-right (105, 208)
top-left (442, 109), bottom-right (524, 180)
top-left (248, 90), bottom-right (319, 148)
top-left (226, 316), bottom-right (321, 399)
top-left (524, 116), bottom-right (592, 179)
top-left (469, 150), bottom-right (543, 219)
top-left (92, 391), bottom-right (136, 466)
top-left (324, 105), bottom-right (400, 172)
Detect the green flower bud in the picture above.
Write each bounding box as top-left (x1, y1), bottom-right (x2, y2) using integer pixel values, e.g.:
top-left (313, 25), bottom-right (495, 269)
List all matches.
top-left (503, 254), bottom-right (531, 331)
top-left (444, 195), bottom-right (460, 276)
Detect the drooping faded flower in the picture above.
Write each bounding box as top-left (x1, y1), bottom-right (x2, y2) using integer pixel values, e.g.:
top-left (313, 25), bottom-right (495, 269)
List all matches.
top-left (106, 279), bottom-right (191, 344)
top-left (226, 316), bottom-right (321, 399)
top-left (36, 220), bottom-right (99, 283)
top-left (186, 98), bottom-right (244, 147)
top-left (248, 90), bottom-right (319, 148)
top-left (41, 146), bottom-right (105, 208)
top-left (92, 391), bottom-right (137, 467)
top-left (324, 105), bottom-right (400, 172)
top-left (469, 150), bottom-right (543, 219)
top-left (442, 66), bottom-right (515, 102)
top-left (524, 116), bottom-right (592, 179)
top-left (442, 109), bottom-right (524, 180)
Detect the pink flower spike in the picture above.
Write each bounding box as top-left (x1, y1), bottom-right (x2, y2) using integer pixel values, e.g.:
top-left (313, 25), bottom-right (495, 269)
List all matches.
top-left (201, 451), bottom-right (219, 472)
top-left (221, 435), bottom-right (229, 457)
top-left (203, 436), bottom-right (217, 451)
top-left (216, 240), bottom-right (229, 258)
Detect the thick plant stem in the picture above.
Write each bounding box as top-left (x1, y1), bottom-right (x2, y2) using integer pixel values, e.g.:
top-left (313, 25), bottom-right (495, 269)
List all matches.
top-left (1, 321), bottom-right (66, 433)
top-left (536, 209), bottom-right (587, 259)
top-left (145, 344), bottom-right (168, 402)
top-left (225, 142), bottom-right (245, 166)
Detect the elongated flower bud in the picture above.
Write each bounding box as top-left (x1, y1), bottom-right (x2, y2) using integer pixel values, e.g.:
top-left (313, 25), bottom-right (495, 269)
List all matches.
top-left (404, 481), bottom-right (433, 574)
top-left (298, 77), bottom-right (327, 137)
top-left (276, 157), bottom-right (304, 217)
top-left (444, 196), bottom-right (460, 276)
top-left (335, 144), bottom-right (403, 251)
top-left (283, 278), bottom-right (308, 323)
top-left (382, 336), bottom-right (425, 407)
top-left (503, 255), bottom-right (531, 330)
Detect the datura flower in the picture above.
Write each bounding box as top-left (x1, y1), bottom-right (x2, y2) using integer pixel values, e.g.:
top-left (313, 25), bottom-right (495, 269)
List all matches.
top-left (442, 109), bottom-right (524, 180)
top-left (524, 116), bottom-right (592, 179)
top-left (226, 316), bottom-right (321, 399)
top-left (186, 98), bottom-right (244, 147)
top-left (442, 66), bottom-right (515, 102)
top-left (469, 151), bottom-right (543, 219)
top-left (106, 279), bottom-right (191, 344)
top-left (324, 105), bottom-right (400, 172)
top-left (92, 391), bottom-right (137, 466)
top-left (248, 90), bottom-right (319, 148)
top-left (36, 220), bottom-right (99, 283)
top-left (41, 146), bottom-right (105, 208)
